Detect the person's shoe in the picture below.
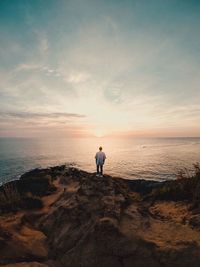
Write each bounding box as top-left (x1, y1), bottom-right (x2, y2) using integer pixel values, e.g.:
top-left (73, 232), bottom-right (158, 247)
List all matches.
top-left (96, 173), bottom-right (100, 177)
top-left (100, 174), bottom-right (103, 178)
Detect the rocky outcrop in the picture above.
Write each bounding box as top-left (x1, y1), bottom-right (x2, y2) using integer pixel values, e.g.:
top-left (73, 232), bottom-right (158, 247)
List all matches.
top-left (0, 166), bottom-right (61, 213)
top-left (0, 166), bottom-right (200, 267)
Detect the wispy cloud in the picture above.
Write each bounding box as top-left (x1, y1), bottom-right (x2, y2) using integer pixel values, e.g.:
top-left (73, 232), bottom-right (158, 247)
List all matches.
top-left (0, 0), bottom-right (200, 137)
top-left (0, 111), bottom-right (85, 119)
top-left (0, 111), bottom-right (87, 137)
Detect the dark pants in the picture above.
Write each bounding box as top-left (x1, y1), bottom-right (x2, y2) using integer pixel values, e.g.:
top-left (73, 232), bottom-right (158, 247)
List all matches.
top-left (97, 164), bottom-right (103, 175)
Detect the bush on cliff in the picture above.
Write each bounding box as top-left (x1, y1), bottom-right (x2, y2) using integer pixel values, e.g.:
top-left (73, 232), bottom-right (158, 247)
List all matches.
top-left (0, 181), bottom-right (44, 213)
top-left (0, 167), bottom-right (57, 213)
top-left (0, 181), bottom-right (21, 212)
top-left (151, 163), bottom-right (200, 207)
top-left (19, 168), bottom-right (57, 196)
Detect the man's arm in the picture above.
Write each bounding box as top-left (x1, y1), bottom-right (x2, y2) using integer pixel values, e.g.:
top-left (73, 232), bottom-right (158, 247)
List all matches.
top-left (103, 153), bottom-right (106, 164)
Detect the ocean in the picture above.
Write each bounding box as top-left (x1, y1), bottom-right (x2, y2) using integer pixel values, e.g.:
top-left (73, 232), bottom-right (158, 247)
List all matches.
top-left (0, 137), bottom-right (200, 184)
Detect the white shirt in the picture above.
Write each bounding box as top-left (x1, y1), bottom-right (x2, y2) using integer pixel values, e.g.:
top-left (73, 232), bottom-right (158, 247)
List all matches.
top-left (95, 151), bottom-right (106, 165)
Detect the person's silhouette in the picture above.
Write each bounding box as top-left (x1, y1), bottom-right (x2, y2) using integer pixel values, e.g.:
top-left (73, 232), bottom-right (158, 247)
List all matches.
top-left (95, 147), bottom-right (106, 177)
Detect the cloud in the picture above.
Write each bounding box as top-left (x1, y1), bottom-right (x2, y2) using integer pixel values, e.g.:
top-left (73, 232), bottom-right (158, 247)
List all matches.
top-left (63, 71), bottom-right (90, 84)
top-left (0, 111), bottom-right (85, 119)
top-left (0, 111), bottom-right (87, 137)
top-left (39, 37), bottom-right (48, 54)
top-left (0, 0), bottom-right (200, 137)
top-left (15, 63), bottom-right (42, 72)
top-left (33, 29), bottom-right (49, 55)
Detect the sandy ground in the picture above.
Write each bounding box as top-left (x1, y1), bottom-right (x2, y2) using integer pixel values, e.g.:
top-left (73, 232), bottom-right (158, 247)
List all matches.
top-left (0, 168), bottom-right (200, 266)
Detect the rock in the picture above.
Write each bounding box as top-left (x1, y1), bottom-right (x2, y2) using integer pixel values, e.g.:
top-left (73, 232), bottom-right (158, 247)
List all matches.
top-left (1, 262), bottom-right (48, 267)
top-left (1, 166), bottom-right (200, 266)
top-left (0, 167), bottom-right (57, 213)
top-left (19, 169), bottom-right (56, 196)
top-left (189, 215), bottom-right (200, 229)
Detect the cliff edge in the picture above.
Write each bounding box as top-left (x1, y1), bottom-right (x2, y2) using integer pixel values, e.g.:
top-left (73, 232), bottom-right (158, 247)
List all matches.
top-left (0, 166), bottom-right (200, 267)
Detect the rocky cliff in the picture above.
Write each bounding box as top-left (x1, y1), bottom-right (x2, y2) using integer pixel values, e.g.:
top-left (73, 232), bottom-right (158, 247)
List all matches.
top-left (0, 166), bottom-right (200, 267)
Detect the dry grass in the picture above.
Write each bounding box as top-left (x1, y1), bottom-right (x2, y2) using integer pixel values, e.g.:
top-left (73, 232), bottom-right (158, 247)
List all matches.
top-left (0, 181), bottom-right (43, 213)
top-left (151, 163), bottom-right (200, 207)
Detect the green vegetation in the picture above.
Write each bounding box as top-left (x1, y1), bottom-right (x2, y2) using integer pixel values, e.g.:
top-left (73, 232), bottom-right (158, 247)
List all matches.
top-left (151, 163), bottom-right (200, 207)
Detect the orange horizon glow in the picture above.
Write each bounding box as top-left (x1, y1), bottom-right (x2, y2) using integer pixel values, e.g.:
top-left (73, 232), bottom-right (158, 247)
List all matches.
top-left (0, 1), bottom-right (200, 139)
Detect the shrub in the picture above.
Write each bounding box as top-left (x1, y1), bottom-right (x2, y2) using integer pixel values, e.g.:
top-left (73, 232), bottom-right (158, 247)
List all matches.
top-left (151, 163), bottom-right (200, 206)
top-left (0, 181), bottom-right (22, 213)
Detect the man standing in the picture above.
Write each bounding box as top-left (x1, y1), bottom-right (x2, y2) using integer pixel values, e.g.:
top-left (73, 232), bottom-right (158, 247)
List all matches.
top-left (95, 147), bottom-right (106, 177)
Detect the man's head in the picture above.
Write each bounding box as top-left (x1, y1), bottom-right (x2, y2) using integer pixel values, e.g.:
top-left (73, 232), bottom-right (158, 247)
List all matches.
top-left (99, 146), bottom-right (102, 151)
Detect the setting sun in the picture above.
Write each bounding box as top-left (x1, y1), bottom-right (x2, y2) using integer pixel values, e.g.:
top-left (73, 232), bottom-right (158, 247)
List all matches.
top-left (93, 129), bottom-right (107, 138)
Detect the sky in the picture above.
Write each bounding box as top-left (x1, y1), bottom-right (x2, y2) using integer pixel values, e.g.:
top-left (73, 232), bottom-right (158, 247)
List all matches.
top-left (0, 0), bottom-right (200, 138)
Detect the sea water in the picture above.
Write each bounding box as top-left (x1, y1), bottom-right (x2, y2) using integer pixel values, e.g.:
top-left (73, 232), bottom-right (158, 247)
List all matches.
top-left (0, 137), bottom-right (200, 184)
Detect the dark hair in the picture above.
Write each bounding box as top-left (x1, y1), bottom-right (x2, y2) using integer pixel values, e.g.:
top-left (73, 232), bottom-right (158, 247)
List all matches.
top-left (99, 146), bottom-right (102, 151)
